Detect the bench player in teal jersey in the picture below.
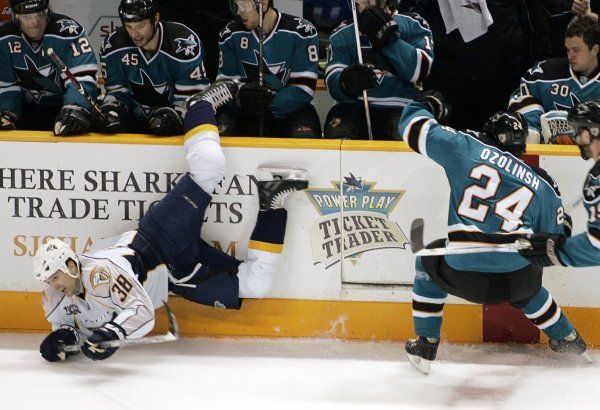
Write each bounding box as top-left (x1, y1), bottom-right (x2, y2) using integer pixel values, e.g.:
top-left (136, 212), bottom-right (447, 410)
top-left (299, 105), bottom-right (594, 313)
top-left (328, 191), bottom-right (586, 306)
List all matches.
top-left (217, 0), bottom-right (321, 138)
top-left (324, 0), bottom-right (433, 140)
top-left (508, 16), bottom-right (599, 144)
top-left (0, 0), bottom-right (98, 135)
top-left (519, 99), bottom-right (600, 268)
top-left (99, 0), bottom-right (210, 136)
top-left (398, 93), bottom-right (586, 374)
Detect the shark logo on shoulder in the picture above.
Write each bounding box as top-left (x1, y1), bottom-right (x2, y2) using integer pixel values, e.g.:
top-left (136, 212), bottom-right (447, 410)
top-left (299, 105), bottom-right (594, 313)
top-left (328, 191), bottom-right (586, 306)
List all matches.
top-left (305, 173), bottom-right (409, 268)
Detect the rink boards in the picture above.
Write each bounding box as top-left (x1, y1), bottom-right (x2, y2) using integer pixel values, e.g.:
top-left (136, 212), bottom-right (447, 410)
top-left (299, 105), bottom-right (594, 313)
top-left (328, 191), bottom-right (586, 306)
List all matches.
top-left (0, 131), bottom-right (598, 345)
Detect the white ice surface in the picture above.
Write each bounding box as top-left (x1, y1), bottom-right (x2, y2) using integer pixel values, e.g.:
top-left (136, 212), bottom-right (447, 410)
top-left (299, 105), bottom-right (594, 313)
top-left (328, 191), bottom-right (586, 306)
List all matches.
top-left (1, 334), bottom-right (599, 410)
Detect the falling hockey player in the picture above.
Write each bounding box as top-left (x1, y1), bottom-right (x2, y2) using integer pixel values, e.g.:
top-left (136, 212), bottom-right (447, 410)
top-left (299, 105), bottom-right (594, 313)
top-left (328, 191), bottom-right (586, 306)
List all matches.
top-left (34, 80), bottom-right (309, 362)
top-left (398, 92), bottom-right (587, 374)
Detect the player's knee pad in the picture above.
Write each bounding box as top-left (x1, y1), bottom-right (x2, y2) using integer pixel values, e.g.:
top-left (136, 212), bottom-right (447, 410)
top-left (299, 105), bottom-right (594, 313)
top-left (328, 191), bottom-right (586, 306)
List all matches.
top-left (184, 133), bottom-right (225, 194)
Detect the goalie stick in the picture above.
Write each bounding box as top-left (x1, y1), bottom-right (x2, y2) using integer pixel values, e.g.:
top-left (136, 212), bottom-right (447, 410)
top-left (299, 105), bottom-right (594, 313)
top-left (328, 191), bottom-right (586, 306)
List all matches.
top-left (60, 300), bottom-right (179, 353)
top-left (46, 48), bottom-right (108, 122)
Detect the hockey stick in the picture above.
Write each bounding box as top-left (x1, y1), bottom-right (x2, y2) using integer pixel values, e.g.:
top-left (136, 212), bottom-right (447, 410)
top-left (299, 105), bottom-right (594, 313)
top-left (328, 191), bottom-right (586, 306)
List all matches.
top-left (257, 0), bottom-right (265, 137)
top-left (46, 48), bottom-right (107, 122)
top-left (409, 218), bottom-right (532, 257)
top-left (349, 0), bottom-right (374, 141)
top-left (60, 300), bottom-right (179, 353)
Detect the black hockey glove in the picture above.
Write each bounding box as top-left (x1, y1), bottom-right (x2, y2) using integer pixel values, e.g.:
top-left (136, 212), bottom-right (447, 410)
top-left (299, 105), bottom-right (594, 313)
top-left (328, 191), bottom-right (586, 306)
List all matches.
top-left (54, 104), bottom-right (91, 136)
top-left (340, 63), bottom-right (377, 98)
top-left (415, 90), bottom-right (451, 122)
top-left (0, 110), bottom-right (17, 130)
top-left (358, 6), bottom-right (399, 50)
top-left (518, 233), bottom-right (566, 268)
top-left (39, 326), bottom-right (79, 362)
top-left (235, 82), bottom-right (277, 116)
top-left (563, 213), bottom-right (573, 238)
top-left (148, 106), bottom-right (183, 136)
top-left (82, 323), bottom-right (124, 361)
top-left (100, 100), bottom-right (128, 132)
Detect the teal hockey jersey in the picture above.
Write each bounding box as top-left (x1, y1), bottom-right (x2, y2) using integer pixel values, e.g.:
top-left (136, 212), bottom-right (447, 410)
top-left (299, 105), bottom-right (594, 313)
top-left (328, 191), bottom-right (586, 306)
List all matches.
top-left (0, 13), bottom-right (98, 118)
top-left (509, 58), bottom-right (600, 134)
top-left (400, 102), bottom-right (567, 273)
top-left (217, 11), bottom-right (319, 119)
top-left (100, 21), bottom-right (209, 119)
top-left (325, 12), bottom-right (433, 108)
top-left (559, 161), bottom-right (600, 267)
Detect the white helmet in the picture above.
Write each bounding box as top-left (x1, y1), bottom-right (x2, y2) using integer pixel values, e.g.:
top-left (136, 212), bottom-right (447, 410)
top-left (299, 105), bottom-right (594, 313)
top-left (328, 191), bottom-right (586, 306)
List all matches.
top-left (33, 239), bottom-right (80, 281)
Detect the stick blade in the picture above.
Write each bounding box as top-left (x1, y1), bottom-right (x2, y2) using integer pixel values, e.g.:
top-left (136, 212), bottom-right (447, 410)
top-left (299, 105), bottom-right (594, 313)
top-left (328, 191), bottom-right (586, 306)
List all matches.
top-left (410, 218), bottom-right (425, 254)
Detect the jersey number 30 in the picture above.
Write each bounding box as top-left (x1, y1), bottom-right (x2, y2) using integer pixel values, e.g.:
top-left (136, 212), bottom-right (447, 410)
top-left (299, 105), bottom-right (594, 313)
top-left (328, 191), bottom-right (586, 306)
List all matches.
top-left (458, 164), bottom-right (534, 232)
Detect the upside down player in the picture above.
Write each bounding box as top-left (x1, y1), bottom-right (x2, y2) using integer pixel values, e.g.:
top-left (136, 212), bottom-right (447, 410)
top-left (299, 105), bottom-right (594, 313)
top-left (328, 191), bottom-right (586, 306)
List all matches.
top-left (34, 80), bottom-right (309, 362)
top-left (518, 99), bottom-right (600, 268)
top-left (398, 93), bottom-right (585, 374)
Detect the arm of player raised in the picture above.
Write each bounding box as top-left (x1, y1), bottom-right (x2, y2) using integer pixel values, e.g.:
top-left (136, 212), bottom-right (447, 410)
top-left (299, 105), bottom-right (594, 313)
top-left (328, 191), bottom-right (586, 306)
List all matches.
top-left (58, 31), bottom-right (99, 109)
top-left (324, 30), bottom-right (354, 102)
top-left (381, 15), bottom-right (433, 83)
top-left (270, 31), bottom-right (318, 118)
top-left (399, 101), bottom-right (466, 168)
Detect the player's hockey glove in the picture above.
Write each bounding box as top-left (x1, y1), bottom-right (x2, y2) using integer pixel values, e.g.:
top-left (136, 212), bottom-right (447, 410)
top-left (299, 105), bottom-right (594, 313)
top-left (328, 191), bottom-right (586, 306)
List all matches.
top-left (0, 110), bottom-right (17, 130)
top-left (54, 104), bottom-right (91, 136)
top-left (415, 90), bottom-right (451, 122)
top-left (39, 326), bottom-right (79, 362)
top-left (148, 106), bottom-right (183, 136)
top-left (235, 82), bottom-right (277, 117)
top-left (358, 6), bottom-right (399, 50)
top-left (518, 233), bottom-right (566, 268)
top-left (82, 322), bottom-right (124, 361)
top-left (100, 100), bottom-right (128, 132)
top-left (340, 63), bottom-right (377, 98)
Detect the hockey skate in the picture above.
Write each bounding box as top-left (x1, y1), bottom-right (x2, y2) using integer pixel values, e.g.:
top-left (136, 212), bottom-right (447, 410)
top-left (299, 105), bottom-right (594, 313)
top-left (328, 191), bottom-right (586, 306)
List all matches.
top-left (256, 167), bottom-right (309, 211)
top-left (187, 79), bottom-right (241, 113)
top-left (549, 329), bottom-right (592, 362)
top-left (405, 336), bottom-right (440, 375)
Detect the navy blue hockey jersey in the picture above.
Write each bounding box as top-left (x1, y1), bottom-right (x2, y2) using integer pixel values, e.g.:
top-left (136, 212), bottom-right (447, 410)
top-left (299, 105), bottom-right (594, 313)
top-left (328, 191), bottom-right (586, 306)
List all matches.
top-left (0, 13), bottom-right (98, 118)
top-left (400, 102), bottom-right (567, 273)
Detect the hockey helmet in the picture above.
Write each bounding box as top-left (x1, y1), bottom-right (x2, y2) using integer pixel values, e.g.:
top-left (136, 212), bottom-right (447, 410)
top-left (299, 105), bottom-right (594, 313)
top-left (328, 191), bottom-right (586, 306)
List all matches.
top-left (9, 0), bottom-right (49, 14)
top-left (33, 239), bottom-right (80, 282)
top-left (567, 99), bottom-right (600, 159)
top-left (119, 0), bottom-right (159, 23)
top-left (483, 111), bottom-right (528, 155)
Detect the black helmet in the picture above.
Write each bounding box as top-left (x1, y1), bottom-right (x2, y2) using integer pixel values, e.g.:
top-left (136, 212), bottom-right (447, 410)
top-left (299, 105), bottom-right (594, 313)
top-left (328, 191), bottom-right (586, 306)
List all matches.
top-left (483, 111), bottom-right (528, 155)
top-left (9, 0), bottom-right (48, 14)
top-left (567, 99), bottom-right (600, 159)
top-left (568, 99), bottom-right (600, 140)
top-left (119, 0), bottom-right (159, 23)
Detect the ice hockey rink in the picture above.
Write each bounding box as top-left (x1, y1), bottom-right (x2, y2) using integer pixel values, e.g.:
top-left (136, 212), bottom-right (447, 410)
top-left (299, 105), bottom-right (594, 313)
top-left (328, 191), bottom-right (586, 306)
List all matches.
top-left (1, 334), bottom-right (598, 410)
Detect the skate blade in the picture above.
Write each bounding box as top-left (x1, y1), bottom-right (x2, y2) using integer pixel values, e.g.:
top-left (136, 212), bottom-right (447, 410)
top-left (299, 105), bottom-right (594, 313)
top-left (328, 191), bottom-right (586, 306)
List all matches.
top-left (406, 352), bottom-right (432, 375)
top-left (256, 167), bottom-right (308, 181)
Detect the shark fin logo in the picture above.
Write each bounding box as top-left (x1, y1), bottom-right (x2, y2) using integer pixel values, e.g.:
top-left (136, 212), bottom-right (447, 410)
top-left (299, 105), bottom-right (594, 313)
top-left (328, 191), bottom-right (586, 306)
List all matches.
top-left (305, 173), bottom-right (409, 268)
